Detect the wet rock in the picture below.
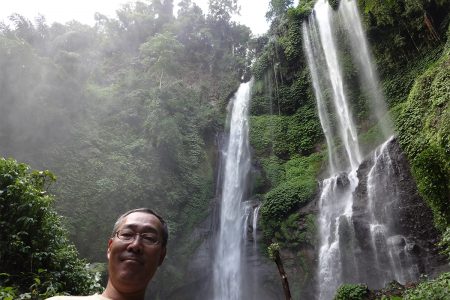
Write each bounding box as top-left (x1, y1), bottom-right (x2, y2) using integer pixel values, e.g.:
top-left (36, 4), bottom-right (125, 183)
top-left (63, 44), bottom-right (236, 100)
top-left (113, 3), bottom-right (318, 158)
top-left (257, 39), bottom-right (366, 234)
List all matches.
top-left (388, 235), bottom-right (406, 248)
top-left (335, 172), bottom-right (350, 189)
top-left (351, 137), bottom-right (447, 285)
top-left (405, 243), bottom-right (420, 255)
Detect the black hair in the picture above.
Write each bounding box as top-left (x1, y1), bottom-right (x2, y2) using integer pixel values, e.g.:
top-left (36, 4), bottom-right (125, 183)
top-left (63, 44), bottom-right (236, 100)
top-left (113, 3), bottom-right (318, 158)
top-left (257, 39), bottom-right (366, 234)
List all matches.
top-left (112, 208), bottom-right (168, 247)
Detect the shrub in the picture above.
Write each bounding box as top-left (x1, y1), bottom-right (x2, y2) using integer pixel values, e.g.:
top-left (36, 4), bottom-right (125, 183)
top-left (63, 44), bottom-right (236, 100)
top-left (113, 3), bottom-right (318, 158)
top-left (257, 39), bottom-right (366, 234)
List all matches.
top-left (259, 153), bottom-right (322, 242)
top-left (249, 110), bottom-right (322, 159)
top-left (0, 158), bottom-right (101, 297)
top-left (438, 227), bottom-right (450, 260)
top-left (412, 144), bottom-right (450, 229)
top-left (260, 156), bottom-right (286, 188)
top-left (261, 177), bottom-right (316, 222)
top-left (278, 213), bottom-right (317, 248)
top-left (334, 283), bottom-right (369, 300)
top-left (404, 272), bottom-right (450, 300)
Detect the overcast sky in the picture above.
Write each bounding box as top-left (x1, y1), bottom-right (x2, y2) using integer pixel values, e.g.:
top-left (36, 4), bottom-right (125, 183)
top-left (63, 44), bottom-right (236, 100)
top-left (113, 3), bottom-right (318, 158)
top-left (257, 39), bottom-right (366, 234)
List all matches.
top-left (0, 0), bottom-right (294, 36)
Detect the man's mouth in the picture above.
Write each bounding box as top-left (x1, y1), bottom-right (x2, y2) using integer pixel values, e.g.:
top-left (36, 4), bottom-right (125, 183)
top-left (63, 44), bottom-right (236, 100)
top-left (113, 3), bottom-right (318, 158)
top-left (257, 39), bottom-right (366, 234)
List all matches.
top-left (120, 255), bottom-right (143, 264)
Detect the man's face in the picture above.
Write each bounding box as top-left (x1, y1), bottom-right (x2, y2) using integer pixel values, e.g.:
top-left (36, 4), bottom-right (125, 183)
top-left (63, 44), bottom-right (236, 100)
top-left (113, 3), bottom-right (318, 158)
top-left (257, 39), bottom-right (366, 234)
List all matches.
top-left (107, 212), bottom-right (166, 294)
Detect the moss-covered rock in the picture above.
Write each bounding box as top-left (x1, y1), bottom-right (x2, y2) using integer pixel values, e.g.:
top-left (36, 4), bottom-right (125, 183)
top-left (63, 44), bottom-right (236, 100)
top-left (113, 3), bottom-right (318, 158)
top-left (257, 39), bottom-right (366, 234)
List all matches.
top-left (396, 44), bottom-right (450, 231)
top-left (259, 153), bottom-right (323, 242)
top-left (249, 108), bottom-right (322, 159)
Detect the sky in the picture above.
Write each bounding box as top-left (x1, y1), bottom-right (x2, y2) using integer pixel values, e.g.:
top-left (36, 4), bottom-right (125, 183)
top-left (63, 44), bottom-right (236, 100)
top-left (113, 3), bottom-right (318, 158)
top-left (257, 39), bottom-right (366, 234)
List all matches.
top-left (0, 0), bottom-right (286, 36)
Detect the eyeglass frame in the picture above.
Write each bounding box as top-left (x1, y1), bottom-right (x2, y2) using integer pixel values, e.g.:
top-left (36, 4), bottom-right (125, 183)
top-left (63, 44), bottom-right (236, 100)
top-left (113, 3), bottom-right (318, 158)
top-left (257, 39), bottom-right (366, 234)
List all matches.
top-left (114, 229), bottom-right (162, 246)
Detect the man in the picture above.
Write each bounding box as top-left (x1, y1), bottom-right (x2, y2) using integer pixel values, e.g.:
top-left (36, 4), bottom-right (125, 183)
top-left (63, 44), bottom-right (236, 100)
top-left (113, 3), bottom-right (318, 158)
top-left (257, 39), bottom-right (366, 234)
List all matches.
top-left (48, 208), bottom-right (168, 300)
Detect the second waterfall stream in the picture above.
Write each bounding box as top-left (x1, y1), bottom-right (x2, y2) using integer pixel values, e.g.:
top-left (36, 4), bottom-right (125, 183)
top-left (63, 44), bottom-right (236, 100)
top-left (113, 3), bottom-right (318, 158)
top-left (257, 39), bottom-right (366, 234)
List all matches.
top-left (303, 0), bottom-right (429, 299)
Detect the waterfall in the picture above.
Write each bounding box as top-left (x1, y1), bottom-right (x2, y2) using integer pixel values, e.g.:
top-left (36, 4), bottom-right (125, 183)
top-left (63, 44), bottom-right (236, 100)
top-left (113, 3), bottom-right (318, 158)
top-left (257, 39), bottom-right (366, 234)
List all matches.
top-left (213, 81), bottom-right (252, 300)
top-left (312, 0), bottom-right (362, 170)
top-left (303, 3), bottom-right (364, 295)
top-left (338, 0), bottom-right (392, 137)
top-left (303, 1), bottom-right (419, 299)
top-left (302, 19), bottom-right (337, 173)
top-left (252, 205), bottom-right (261, 245)
top-left (366, 137), bottom-right (420, 285)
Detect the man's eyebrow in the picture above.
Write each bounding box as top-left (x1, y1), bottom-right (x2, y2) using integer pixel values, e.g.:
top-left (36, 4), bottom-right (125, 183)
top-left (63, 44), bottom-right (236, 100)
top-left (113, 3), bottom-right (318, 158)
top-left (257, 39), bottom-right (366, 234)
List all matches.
top-left (121, 224), bottom-right (159, 233)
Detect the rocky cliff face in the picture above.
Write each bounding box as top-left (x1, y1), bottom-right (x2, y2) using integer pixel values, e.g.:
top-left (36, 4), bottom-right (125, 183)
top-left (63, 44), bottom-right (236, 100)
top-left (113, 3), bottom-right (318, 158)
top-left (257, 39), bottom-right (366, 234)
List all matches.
top-left (352, 137), bottom-right (446, 285)
top-left (282, 137), bottom-right (448, 299)
top-left (170, 137), bottom-right (447, 300)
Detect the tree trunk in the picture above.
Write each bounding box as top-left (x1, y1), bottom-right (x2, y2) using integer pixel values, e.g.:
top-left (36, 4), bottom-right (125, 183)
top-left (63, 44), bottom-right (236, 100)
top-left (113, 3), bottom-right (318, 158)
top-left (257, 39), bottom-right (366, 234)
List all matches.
top-left (424, 12), bottom-right (440, 41)
top-left (273, 249), bottom-right (292, 300)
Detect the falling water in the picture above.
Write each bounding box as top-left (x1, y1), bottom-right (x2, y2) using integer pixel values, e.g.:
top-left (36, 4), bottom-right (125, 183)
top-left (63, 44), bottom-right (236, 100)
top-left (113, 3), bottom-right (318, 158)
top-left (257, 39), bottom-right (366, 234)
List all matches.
top-left (252, 205), bottom-right (261, 245)
top-left (213, 81), bottom-right (252, 300)
top-left (303, 1), bottom-right (363, 296)
top-left (302, 20), bottom-right (337, 173)
top-left (339, 0), bottom-right (392, 137)
top-left (313, 0), bottom-right (362, 170)
top-left (302, 0), bottom-right (418, 299)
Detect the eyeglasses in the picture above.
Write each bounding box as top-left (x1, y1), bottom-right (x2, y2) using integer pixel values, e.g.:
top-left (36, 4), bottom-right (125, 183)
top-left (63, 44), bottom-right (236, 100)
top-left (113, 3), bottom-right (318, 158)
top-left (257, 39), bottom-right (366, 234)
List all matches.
top-left (115, 229), bottom-right (160, 246)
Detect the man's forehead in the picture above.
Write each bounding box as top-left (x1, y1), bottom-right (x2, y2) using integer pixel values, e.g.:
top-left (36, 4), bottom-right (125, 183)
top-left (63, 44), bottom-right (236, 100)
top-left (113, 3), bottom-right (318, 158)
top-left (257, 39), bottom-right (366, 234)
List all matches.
top-left (120, 212), bottom-right (162, 230)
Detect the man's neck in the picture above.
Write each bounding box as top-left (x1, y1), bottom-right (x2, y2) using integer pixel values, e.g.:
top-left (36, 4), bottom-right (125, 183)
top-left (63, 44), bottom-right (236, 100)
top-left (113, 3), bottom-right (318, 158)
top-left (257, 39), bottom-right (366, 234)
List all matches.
top-left (102, 282), bottom-right (146, 300)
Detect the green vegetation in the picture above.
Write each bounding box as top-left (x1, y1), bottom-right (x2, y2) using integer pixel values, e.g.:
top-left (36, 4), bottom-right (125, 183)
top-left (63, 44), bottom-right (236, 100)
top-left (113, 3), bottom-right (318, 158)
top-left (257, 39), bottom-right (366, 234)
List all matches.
top-left (249, 107), bottom-right (322, 158)
top-left (333, 272), bottom-right (450, 299)
top-left (395, 41), bottom-right (450, 230)
top-left (334, 283), bottom-right (369, 300)
top-left (248, 0), bottom-right (323, 251)
top-left (259, 153), bottom-right (322, 244)
top-left (277, 213), bottom-right (317, 249)
top-left (267, 242), bottom-right (281, 260)
top-left (438, 227), bottom-right (450, 259)
top-left (0, 158), bottom-right (101, 298)
top-left (404, 272), bottom-right (450, 300)
top-left (359, 0), bottom-right (450, 74)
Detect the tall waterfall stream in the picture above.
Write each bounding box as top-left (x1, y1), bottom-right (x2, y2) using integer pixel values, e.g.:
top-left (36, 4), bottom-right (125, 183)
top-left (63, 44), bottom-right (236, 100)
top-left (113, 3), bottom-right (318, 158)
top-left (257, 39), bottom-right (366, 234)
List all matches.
top-left (213, 81), bottom-right (263, 300)
top-left (303, 0), bottom-right (424, 299)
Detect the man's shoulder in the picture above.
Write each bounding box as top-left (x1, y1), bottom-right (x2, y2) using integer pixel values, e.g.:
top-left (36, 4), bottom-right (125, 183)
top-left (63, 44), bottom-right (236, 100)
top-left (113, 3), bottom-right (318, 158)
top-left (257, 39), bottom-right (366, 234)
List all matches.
top-left (46, 294), bottom-right (109, 300)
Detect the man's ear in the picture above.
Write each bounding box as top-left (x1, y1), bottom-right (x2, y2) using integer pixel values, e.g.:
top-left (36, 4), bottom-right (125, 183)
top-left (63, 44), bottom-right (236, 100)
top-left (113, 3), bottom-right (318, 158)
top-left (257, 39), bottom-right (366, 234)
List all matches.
top-left (107, 238), bottom-right (113, 260)
top-left (158, 247), bottom-right (166, 266)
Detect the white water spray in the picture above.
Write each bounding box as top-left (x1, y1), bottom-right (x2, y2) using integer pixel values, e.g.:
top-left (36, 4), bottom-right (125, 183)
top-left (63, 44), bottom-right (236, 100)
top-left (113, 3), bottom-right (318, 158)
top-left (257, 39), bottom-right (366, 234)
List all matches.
top-left (213, 81), bottom-right (252, 300)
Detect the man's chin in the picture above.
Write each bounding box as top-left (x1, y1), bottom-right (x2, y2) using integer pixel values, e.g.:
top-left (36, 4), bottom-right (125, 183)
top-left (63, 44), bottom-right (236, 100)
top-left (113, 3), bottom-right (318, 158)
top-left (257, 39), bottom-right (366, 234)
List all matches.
top-left (116, 269), bottom-right (149, 287)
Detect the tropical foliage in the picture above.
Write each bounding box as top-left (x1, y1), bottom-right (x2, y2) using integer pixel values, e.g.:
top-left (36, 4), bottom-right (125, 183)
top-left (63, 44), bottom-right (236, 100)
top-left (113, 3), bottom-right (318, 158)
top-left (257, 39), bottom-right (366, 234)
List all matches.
top-left (395, 44), bottom-right (450, 230)
top-left (334, 283), bottom-right (369, 300)
top-left (404, 272), bottom-right (450, 300)
top-left (0, 158), bottom-right (101, 299)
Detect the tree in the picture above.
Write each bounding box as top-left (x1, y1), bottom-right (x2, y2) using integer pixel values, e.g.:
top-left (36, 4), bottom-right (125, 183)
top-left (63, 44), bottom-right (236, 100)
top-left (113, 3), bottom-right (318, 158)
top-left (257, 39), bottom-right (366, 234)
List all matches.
top-left (208, 0), bottom-right (239, 24)
top-left (266, 0), bottom-right (294, 21)
top-left (0, 158), bottom-right (101, 298)
top-left (139, 32), bottom-right (184, 87)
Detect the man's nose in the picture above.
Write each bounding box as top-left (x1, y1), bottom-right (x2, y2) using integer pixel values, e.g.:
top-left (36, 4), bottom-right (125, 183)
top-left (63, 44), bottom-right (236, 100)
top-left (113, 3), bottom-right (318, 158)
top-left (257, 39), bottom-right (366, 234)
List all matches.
top-left (126, 235), bottom-right (144, 252)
